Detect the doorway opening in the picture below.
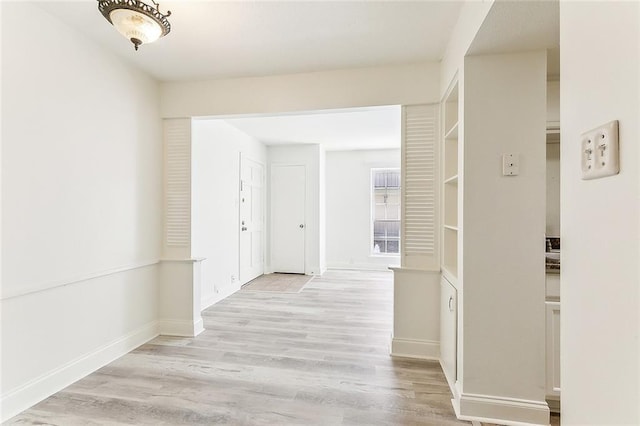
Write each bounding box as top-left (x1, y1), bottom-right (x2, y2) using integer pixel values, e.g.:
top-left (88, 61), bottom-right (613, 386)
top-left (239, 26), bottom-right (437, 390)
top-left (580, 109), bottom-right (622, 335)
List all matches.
top-left (191, 105), bottom-right (401, 309)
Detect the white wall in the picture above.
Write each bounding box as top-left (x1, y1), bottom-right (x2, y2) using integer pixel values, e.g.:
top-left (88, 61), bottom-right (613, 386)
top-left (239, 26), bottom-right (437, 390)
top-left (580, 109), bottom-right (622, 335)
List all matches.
top-left (460, 51), bottom-right (548, 422)
top-left (560, 2), bottom-right (640, 424)
top-left (325, 149), bottom-right (401, 270)
top-left (440, 1), bottom-right (493, 99)
top-left (1, 2), bottom-right (161, 420)
top-left (161, 62), bottom-right (441, 118)
top-left (267, 145), bottom-right (321, 275)
top-left (191, 120), bottom-right (267, 308)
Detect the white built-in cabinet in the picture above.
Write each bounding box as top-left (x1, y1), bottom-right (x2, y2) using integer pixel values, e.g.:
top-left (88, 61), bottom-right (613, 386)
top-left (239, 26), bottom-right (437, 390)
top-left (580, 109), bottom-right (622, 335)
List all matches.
top-left (440, 276), bottom-right (457, 389)
top-left (390, 104), bottom-right (441, 361)
top-left (440, 80), bottom-right (460, 391)
top-left (545, 301), bottom-right (561, 398)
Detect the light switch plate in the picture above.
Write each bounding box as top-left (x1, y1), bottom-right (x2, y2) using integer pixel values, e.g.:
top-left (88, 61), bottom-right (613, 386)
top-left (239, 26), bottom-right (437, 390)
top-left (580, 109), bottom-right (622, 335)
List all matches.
top-left (581, 120), bottom-right (619, 180)
top-left (502, 153), bottom-right (519, 176)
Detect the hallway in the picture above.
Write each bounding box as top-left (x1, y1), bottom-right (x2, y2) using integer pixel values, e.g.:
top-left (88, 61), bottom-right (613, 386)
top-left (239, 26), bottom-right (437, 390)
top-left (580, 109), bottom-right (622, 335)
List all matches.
top-left (8, 270), bottom-right (465, 425)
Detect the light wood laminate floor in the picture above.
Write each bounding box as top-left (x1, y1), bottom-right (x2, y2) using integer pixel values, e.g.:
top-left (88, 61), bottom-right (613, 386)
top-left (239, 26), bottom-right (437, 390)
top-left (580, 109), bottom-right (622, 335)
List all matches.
top-left (8, 270), bottom-right (468, 425)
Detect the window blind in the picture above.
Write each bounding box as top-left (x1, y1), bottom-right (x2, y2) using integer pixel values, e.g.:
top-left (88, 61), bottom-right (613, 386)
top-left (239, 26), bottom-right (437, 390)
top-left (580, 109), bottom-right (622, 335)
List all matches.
top-left (402, 104), bottom-right (438, 267)
top-left (164, 119), bottom-right (191, 247)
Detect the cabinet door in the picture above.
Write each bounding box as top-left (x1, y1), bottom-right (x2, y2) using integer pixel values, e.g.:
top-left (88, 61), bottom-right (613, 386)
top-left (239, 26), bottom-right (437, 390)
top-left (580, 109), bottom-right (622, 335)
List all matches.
top-left (440, 276), bottom-right (457, 389)
top-left (546, 301), bottom-right (561, 396)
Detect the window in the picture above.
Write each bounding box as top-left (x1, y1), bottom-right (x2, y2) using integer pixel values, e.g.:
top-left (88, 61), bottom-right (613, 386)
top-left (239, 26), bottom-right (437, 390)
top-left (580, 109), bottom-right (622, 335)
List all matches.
top-left (372, 169), bottom-right (400, 255)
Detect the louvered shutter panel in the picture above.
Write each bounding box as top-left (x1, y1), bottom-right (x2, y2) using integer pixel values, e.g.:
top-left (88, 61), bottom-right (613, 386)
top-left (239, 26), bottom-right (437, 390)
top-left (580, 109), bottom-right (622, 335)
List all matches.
top-left (402, 104), bottom-right (439, 270)
top-left (164, 119), bottom-right (191, 249)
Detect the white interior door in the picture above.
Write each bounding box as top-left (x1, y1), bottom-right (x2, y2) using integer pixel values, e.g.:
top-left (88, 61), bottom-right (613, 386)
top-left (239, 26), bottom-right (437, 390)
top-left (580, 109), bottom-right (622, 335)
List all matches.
top-left (271, 164), bottom-right (305, 274)
top-left (239, 155), bottom-right (264, 284)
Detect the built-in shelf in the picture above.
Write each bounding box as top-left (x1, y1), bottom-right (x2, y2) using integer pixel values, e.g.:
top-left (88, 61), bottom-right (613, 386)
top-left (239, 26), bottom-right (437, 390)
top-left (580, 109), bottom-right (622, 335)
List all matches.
top-left (443, 225), bottom-right (458, 279)
top-left (442, 79), bottom-right (459, 283)
top-left (444, 122), bottom-right (459, 139)
top-left (444, 175), bottom-right (458, 185)
top-left (440, 78), bottom-right (460, 399)
top-left (441, 267), bottom-right (458, 287)
top-left (546, 125), bottom-right (560, 144)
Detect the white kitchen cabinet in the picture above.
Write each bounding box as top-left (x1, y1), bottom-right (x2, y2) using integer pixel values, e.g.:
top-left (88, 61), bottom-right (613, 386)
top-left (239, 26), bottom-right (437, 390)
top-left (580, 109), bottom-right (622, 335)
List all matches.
top-left (440, 275), bottom-right (457, 390)
top-left (546, 301), bottom-right (561, 398)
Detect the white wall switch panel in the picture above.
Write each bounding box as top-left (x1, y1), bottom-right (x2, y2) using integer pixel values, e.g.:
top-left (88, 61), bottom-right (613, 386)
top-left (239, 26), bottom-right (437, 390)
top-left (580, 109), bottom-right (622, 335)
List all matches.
top-left (502, 153), bottom-right (519, 176)
top-left (581, 120), bottom-right (619, 180)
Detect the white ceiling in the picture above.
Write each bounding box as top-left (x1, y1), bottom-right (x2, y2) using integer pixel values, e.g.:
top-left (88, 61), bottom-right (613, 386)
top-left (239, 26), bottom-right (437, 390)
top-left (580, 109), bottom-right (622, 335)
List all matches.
top-left (35, 1), bottom-right (463, 82)
top-left (220, 106), bottom-right (401, 151)
top-left (32, 1), bottom-right (559, 151)
top-left (467, 1), bottom-right (560, 79)
top-left (468, 0), bottom-right (559, 56)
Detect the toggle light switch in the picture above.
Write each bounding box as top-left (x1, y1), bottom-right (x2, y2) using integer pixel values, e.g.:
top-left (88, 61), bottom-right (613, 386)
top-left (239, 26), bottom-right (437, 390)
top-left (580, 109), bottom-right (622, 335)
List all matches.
top-left (581, 120), bottom-right (619, 180)
top-left (502, 153), bottom-right (519, 176)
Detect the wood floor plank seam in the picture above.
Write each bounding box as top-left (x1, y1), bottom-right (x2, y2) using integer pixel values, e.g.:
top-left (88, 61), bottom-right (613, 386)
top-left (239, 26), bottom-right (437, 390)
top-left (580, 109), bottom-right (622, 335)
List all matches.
top-left (7, 270), bottom-right (469, 426)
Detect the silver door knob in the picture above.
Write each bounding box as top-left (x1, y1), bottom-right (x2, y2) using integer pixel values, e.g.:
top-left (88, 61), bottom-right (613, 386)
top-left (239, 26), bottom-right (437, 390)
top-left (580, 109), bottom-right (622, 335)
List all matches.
top-left (241, 227), bottom-right (247, 231)
top-left (299, 224), bottom-right (304, 229)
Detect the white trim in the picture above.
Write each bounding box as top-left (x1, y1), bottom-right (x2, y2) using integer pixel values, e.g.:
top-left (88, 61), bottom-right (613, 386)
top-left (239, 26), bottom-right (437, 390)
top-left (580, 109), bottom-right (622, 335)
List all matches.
top-left (193, 318), bottom-right (205, 336)
top-left (439, 359), bottom-right (457, 397)
top-left (306, 265), bottom-right (323, 275)
top-left (159, 258), bottom-right (206, 263)
top-left (201, 293), bottom-right (218, 311)
top-left (390, 337), bottom-right (440, 360)
top-left (0, 260), bottom-right (159, 301)
top-left (0, 321), bottom-right (159, 423)
top-left (453, 392), bottom-right (550, 426)
top-left (202, 283), bottom-right (241, 311)
top-left (327, 263), bottom-right (397, 272)
top-left (158, 319), bottom-right (204, 337)
top-left (546, 397), bottom-right (560, 414)
top-left (388, 266), bottom-right (440, 273)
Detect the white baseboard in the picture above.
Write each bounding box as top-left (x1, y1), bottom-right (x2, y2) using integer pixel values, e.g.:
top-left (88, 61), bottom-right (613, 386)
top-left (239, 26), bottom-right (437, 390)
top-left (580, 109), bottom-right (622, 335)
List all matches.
top-left (158, 318), bottom-right (204, 337)
top-left (546, 397), bottom-right (560, 413)
top-left (439, 359), bottom-right (458, 397)
top-left (201, 293), bottom-right (218, 311)
top-left (193, 318), bottom-right (204, 336)
top-left (201, 284), bottom-right (240, 312)
top-left (0, 321), bottom-right (158, 423)
top-left (453, 392), bottom-right (550, 426)
top-left (327, 263), bottom-right (398, 272)
top-left (390, 337), bottom-right (440, 360)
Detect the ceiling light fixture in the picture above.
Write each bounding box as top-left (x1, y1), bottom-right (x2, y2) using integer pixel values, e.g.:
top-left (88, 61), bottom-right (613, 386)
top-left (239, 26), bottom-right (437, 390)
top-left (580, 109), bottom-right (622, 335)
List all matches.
top-left (98, 0), bottom-right (171, 51)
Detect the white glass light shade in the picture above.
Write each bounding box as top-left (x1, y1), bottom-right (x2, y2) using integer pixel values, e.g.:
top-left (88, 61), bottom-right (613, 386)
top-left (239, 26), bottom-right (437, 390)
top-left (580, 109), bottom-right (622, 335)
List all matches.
top-left (110, 8), bottom-right (163, 45)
